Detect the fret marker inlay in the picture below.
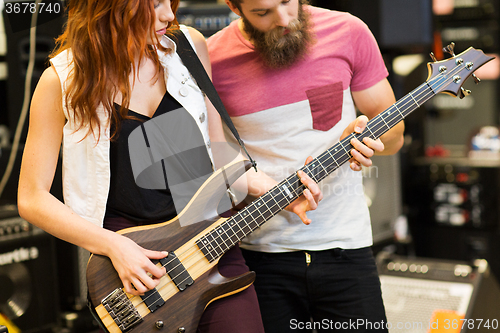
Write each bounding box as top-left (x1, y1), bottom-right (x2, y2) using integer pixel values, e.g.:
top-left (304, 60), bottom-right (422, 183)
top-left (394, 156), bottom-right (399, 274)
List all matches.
top-left (282, 185), bottom-right (293, 199)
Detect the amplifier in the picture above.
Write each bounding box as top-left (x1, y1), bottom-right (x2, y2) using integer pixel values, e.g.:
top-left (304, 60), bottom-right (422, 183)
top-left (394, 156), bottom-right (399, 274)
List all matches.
top-left (439, 21), bottom-right (499, 54)
top-left (0, 214), bottom-right (32, 240)
top-left (434, 0), bottom-right (499, 22)
top-left (434, 0), bottom-right (499, 53)
top-left (377, 252), bottom-right (500, 333)
top-left (407, 158), bottom-right (500, 230)
top-left (404, 158), bottom-right (500, 278)
top-left (177, 3), bottom-right (238, 37)
top-left (0, 214), bottom-right (59, 332)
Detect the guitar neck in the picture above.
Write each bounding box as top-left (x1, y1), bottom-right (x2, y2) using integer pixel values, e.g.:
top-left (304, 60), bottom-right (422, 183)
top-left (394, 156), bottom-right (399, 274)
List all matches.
top-left (197, 81), bottom-right (436, 262)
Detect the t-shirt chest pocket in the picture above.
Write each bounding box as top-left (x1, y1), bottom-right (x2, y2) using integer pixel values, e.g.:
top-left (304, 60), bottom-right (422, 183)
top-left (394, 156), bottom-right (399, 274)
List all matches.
top-left (306, 82), bottom-right (344, 131)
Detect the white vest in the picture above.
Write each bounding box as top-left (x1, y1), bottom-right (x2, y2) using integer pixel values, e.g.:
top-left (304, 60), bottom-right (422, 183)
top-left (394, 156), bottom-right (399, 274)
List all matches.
top-left (50, 27), bottom-right (212, 227)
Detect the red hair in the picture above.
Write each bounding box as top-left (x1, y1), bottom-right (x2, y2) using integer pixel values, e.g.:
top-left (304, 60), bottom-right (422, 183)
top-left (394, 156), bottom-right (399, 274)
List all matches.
top-left (51, 0), bottom-right (180, 139)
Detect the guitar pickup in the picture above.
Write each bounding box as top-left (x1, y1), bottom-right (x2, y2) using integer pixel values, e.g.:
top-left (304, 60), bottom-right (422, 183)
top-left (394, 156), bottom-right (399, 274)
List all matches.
top-left (160, 251), bottom-right (194, 291)
top-left (140, 288), bottom-right (165, 312)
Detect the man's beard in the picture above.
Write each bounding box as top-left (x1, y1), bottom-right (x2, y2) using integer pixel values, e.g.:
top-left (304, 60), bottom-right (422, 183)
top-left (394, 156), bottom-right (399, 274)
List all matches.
top-left (242, 5), bottom-right (313, 69)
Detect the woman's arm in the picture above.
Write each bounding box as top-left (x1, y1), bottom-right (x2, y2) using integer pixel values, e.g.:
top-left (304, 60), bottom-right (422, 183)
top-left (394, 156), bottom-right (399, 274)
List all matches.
top-left (18, 66), bottom-right (167, 295)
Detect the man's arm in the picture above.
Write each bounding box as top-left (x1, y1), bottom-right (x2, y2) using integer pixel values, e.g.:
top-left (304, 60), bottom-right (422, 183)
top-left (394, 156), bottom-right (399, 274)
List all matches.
top-left (351, 78), bottom-right (405, 155)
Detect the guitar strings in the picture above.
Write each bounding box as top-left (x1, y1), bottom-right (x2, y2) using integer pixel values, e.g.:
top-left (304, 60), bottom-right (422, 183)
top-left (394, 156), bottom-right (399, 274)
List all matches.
top-left (166, 60), bottom-right (460, 280)
top-left (134, 63), bottom-right (461, 309)
top-left (126, 60), bottom-right (467, 311)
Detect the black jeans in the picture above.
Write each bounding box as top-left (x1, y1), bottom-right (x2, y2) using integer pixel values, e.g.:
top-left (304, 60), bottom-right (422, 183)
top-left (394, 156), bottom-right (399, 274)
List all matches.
top-left (241, 247), bottom-right (388, 332)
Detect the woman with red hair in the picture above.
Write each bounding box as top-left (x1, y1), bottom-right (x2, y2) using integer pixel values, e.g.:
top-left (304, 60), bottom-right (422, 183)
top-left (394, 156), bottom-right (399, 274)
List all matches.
top-left (17, 0), bottom-right (321, 331)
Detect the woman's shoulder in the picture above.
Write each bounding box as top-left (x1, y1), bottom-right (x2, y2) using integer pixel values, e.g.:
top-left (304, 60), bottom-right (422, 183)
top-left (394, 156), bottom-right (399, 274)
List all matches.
top-left (183, 26), bottom-right (208, 53)
top-left (30, 66), bottom-right (64, 121)
top-left (38, 66), bottom-right (62, 92)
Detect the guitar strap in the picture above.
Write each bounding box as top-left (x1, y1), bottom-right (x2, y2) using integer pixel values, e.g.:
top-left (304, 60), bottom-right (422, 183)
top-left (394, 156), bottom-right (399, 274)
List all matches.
top-left (171, 29), bottom-right (258, 172)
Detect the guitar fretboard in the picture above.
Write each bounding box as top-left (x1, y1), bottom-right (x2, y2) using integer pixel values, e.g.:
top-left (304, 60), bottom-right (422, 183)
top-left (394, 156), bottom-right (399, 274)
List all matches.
top-left (197, 80), bottom-right (440, 263)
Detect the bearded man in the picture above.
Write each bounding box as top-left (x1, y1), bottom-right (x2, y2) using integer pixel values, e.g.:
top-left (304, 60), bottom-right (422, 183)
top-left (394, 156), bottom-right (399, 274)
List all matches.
top-left (207, 0), bottom-right (405, 331)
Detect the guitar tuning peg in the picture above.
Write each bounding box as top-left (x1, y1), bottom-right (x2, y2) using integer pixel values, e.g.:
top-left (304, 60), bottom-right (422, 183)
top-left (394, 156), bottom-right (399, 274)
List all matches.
top-left (430, 52), bottom-right (437, 62)
top-left (472, 73), bottom-right (481, 84)
top-left (459, 87), bottom-right (472, 99)
top-left (443, 42), bottom-right (456, 57)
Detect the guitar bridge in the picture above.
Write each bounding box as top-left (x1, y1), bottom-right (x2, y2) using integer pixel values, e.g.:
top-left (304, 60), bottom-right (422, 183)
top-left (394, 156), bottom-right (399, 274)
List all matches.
top-left (102, 288), bottom-right (143, 332)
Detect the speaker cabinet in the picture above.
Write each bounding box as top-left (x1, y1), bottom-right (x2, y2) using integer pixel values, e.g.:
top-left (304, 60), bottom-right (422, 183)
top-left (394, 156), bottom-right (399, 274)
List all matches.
top-left (377, 252), bottom-right (500, 332)
top-left (0, 214), bottom-right (59, 332)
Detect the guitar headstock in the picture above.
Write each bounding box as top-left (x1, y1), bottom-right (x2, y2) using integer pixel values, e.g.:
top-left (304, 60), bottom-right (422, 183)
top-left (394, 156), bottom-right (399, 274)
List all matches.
top-left (426, 43), bottom-right (494, 98)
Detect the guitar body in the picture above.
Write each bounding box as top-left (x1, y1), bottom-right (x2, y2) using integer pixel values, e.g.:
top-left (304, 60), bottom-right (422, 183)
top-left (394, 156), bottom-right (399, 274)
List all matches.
top-left (87, 160), bottom-right (256, 333)
top-left (87, 218), bottom-right (255, 333)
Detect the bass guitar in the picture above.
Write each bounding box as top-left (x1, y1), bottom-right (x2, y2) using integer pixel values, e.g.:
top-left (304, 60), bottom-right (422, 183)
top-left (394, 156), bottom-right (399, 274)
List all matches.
top-left (87, 45), bottom-right (493, 333)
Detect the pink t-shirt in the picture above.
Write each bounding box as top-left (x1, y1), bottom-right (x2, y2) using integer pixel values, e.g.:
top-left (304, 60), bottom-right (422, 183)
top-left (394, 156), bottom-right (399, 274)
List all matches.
top-left (209, 6), bottom-right (388, 118)
top-left (207, 6), bottom-right (389, 252)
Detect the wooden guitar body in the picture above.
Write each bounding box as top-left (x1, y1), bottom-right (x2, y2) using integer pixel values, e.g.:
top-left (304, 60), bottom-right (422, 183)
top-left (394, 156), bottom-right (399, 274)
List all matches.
top-left (87, 160), bottom-right (255, 333)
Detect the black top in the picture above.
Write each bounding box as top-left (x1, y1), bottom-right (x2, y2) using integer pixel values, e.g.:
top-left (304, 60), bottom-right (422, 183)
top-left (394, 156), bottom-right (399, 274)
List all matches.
top-left (105, 92), bottom-right (182, 225)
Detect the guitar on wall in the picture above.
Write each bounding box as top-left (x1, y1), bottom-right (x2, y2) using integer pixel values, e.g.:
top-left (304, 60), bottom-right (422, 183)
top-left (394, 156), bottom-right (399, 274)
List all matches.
top-left (87, 44), bottom-right (494, 333)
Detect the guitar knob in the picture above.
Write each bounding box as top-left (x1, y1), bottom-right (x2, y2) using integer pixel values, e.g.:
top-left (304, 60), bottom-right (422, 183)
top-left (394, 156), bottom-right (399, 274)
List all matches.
top-left (430, 52), bottom-right (437, 62)
top-left (459, 87), bottom-right (472, 99)
top-left (443, 42), bottom-right (456, 56)
top-left (155, 321), bottom-right (164, 330)
top-left (472, 73), bottom-right (481, 84)
top-left (178, 328), bottom-right (186, 333)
